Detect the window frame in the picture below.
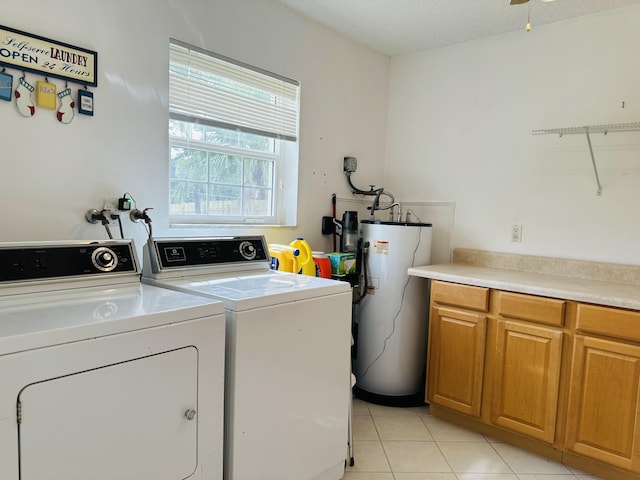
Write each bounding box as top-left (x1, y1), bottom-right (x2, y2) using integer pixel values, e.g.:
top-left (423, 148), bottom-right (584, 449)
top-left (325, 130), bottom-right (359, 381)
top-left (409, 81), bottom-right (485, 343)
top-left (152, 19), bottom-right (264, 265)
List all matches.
top-left (168, 131), bottom-right (283, 224)
top-left (168, 39), bottom-right (299, 226)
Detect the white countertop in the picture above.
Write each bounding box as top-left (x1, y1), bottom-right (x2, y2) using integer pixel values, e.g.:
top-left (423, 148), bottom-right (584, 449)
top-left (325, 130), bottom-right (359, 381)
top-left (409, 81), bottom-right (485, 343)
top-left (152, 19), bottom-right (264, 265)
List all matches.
top-left (408, 263), bottom-right (640, 311)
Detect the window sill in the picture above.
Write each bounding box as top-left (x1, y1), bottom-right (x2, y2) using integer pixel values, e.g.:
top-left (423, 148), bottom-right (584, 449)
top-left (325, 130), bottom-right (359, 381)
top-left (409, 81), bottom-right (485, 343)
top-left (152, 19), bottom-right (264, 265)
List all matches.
top-left (169, 222), bottom-right (295, 229)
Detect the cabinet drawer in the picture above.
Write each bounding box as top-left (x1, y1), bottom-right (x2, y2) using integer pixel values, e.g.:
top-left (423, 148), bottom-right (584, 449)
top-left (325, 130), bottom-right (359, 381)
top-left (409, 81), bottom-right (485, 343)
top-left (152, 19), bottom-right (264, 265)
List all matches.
top-left (497, 291), bottom-right (565, 326)
top-left (431, 280), bottom-right (489, 312)
top-left (576, 303), bottom-right (640, 342)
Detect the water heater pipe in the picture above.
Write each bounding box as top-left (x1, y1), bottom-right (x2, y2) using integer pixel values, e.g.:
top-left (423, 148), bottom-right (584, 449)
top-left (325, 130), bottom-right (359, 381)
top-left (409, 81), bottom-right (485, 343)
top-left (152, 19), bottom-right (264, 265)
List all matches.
top-left (344, 170), bottom-right (395, 219)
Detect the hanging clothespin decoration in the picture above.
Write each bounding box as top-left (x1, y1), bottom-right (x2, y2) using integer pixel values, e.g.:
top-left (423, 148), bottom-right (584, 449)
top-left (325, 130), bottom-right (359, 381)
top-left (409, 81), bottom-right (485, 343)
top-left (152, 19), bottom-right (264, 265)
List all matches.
top-left (0, 67), bottom-right (12, 102)
top-left (78, 84), bottom-right (94, 116)
top-left (15, 72), bottom-right (35, 116)
top-left (57, 81), bottom-right (75, 124)
top-left (36, 76), bottom-right (57, 110)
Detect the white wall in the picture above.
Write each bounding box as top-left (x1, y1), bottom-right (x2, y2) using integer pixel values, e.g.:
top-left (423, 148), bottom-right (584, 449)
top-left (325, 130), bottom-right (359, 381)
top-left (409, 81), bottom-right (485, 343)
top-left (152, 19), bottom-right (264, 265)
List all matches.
top-left (386, 4), bottom-right (640, 265)
top-left (10, 2), bottom-right (637, 267)
top-left (0, 0), bottom-right (389, 256)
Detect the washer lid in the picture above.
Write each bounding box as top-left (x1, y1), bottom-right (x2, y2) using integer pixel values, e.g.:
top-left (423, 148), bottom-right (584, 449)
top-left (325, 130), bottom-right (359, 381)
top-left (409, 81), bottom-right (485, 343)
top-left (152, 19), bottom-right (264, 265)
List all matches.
top-left (145, 270), bottom-right (351, 311)
top-left (0, 283), bottom-right (224, 356)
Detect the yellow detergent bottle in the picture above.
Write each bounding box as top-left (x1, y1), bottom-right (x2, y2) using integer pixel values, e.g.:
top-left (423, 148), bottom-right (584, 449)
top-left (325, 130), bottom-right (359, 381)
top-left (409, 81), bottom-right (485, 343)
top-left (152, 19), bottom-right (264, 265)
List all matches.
top-left (289, 237), bottom-right (316, 276)
top-left (268, 244), bottom-right (299, 273)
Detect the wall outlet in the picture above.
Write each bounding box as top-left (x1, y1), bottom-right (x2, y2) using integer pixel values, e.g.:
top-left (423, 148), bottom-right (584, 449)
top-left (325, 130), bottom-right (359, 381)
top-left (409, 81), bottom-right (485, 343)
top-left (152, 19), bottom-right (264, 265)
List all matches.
top-left (511, 224), bottom-right (523, 243)
top-left (107, 213), bottom-right (121, 229)
top-left (102, 199), bottom-right (122, 228)
top-left (102, 198), bottom-right (118, 212)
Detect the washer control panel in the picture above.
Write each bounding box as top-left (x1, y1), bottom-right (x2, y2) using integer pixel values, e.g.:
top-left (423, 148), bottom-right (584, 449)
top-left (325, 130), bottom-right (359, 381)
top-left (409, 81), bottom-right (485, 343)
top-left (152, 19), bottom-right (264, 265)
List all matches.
top-left (152, 236), bottom-right (269, 270)
top-left (0, 241), bottom-right (137, 282)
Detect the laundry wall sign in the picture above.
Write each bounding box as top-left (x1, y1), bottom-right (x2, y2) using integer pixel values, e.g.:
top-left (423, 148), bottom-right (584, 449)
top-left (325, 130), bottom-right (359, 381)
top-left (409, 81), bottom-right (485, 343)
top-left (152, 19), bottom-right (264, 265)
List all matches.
top-left (0, 24), bottom-right (97, 87)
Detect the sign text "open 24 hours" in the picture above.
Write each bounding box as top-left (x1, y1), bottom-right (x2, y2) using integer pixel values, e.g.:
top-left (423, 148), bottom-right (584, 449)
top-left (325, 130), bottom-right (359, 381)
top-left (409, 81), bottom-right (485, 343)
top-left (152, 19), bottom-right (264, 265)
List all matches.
top-left (0, 25), bottom-right (97, 87)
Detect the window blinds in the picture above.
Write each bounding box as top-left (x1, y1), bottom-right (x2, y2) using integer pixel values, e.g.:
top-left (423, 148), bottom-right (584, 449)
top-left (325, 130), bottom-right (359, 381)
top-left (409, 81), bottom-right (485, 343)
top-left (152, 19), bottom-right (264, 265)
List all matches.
top-left (169, 39), bottom-right (300, 142)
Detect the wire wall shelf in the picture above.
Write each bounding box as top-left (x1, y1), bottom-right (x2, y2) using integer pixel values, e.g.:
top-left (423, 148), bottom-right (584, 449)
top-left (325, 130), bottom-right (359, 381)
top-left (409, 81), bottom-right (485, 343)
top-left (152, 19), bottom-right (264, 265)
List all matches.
top-left (532, 121), bottom-right (640, 195)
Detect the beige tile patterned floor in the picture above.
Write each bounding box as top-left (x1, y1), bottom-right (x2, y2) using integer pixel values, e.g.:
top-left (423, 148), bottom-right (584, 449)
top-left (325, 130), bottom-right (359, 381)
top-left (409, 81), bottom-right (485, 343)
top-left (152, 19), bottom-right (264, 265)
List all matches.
top-left (343, 398), bottom-right (602, 480)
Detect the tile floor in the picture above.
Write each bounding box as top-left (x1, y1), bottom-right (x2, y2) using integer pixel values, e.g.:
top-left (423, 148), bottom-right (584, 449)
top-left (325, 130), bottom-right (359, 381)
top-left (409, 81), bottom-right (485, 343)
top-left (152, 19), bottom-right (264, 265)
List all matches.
top-left (343, 398), bottom-right (603, 480)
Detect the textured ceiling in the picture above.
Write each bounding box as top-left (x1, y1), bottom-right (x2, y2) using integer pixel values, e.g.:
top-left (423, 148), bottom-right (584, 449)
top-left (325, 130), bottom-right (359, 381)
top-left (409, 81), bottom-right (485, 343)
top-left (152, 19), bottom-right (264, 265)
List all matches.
top-left (274, 0), bottom-right (640, 56)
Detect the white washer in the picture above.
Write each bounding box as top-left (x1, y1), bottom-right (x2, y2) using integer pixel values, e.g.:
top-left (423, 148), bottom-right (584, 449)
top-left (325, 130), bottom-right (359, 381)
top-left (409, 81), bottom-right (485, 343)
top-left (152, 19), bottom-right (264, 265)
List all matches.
top-left (142, 236), bottom-right (352, 480)
top-left (0, 240), bottom-right (226, 480)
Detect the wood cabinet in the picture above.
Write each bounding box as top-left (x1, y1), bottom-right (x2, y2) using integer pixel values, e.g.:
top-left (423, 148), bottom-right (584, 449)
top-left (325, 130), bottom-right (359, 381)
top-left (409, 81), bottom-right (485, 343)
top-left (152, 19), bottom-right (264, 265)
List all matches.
top-left (427, 282), bottom-right (489, 417)
top-left (426, 280), bottom-right (640, 479)
top-left (428, 282), bottom-right (565, 442)
top-left (565, 304), bottom-right (640, 472)
top-left (491, 319), bottom-right (563, 443)
top-left (429, 306), bottom-right (486, 416)
top-left (490, 291), bottom-right (565, 443)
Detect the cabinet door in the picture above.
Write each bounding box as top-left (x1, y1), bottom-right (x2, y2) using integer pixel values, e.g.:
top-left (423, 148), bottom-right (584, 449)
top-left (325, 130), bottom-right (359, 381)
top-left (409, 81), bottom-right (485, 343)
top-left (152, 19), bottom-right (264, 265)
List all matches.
top-left (491, 320), bottom-right (562, 443)
top-left (566, 335), bottom-right (640, 472)
top-left (429, 306), bottom-right (486, 417)
top-left (18, 347), bottom-right (198, 480)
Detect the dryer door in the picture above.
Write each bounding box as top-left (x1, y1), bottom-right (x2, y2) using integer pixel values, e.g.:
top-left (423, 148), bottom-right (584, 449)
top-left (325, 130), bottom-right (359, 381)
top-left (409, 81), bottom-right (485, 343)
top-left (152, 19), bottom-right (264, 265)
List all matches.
top-left (18, 346), bottom-right (198, 480)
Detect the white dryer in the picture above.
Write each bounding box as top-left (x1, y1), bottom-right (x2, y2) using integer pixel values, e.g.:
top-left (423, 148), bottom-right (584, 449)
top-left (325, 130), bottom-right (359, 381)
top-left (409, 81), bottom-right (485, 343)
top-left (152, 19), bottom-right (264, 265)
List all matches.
top-left (141, 236), bottom-right (352, 480)
top-left (0, 240), bottom-right (226, 480)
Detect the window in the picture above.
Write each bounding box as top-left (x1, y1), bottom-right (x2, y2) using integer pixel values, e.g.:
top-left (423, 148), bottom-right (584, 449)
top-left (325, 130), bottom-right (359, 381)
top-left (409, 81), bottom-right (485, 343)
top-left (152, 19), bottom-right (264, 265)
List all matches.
top-left (168, 39), bottom-right (300, 225)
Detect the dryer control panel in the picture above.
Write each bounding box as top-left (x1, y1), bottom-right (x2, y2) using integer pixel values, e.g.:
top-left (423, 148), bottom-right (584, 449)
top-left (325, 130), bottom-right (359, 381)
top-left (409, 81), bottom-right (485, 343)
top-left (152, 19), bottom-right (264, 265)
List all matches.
top-left (0, 241), bottom-right (138, 282)
top-left (151, 236), bottom-right (269, 270)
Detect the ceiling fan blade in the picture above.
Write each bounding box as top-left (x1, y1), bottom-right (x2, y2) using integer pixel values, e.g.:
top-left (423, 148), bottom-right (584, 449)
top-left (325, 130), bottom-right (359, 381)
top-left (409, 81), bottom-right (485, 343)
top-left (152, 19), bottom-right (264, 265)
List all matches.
top-left (510, 0), bottom-right (529, 4)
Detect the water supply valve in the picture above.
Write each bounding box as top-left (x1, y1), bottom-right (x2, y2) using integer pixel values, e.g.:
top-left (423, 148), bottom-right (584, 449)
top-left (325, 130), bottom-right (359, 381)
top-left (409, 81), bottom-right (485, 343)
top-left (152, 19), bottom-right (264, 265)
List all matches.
top-left (129, 207), bottom-right (154, 238)
top-left (85, 209), bottom-right (114, 239)
top-left (129, 207), bottom-right (153, 224)
top-left (85, 209), bottom-right (110, 225)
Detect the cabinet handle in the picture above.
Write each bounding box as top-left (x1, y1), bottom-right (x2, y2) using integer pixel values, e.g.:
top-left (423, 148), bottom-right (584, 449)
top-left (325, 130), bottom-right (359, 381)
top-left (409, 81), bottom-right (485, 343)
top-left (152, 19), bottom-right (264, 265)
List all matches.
top-left (184, 409), bottom-right (196, 421)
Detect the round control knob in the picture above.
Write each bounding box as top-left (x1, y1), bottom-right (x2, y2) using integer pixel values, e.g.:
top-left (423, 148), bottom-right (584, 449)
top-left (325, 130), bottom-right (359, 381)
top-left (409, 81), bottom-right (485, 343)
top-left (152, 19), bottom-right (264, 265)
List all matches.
top-left (184, 409), bottom-right (196, 421)
top-left (239, 241), bottom-right (257, 260)
top-left (91, 247), bottom-right (118, 272)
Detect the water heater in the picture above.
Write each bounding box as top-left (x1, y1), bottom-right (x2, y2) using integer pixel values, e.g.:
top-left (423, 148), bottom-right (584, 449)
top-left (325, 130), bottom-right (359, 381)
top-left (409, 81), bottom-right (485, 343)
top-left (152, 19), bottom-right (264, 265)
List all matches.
top-left (354, 220), bottom-right (433, 406)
